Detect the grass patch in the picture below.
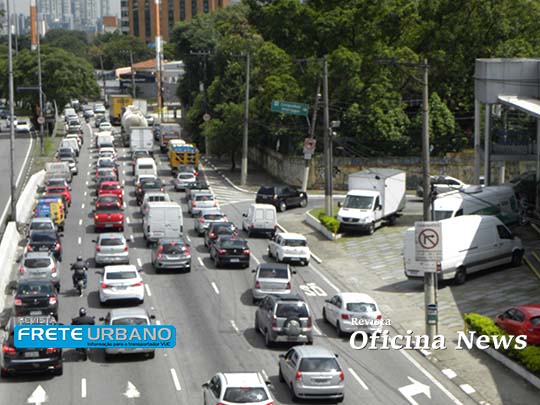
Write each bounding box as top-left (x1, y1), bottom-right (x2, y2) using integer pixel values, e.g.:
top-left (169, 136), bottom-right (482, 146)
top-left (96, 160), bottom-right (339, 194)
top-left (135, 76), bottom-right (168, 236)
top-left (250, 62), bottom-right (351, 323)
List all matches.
top-left (309, 205), bottom-right (339, 219)
top-left (30, 136), bottom-right (62, 176)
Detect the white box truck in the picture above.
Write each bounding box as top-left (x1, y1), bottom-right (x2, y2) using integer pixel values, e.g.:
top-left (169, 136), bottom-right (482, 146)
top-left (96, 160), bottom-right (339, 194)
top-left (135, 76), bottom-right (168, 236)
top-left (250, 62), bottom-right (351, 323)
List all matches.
top-left (143, 201), bottom-right (183, 245)
top-left (130, 127), bottom-right (154, 153)
top-left (132, 99), bottom-right (148, 115)
top-left (337, 168), bottom-right (406, 234)
top-left (403, 215), bottom-right (523, 284)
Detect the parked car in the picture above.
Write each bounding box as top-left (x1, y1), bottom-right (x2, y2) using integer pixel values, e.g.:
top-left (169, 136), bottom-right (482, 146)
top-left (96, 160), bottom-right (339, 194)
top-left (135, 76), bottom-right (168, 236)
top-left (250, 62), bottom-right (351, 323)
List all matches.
top-left (278, 345), bottom-right (344, 402)
top-left (204, 222), bottom-right (238, 249)
top-left (94, 197), bottom-right (124, 232)
top-left (254, 294), bottom-right (313, 347)
top-left (496, 305), bottom-right (540, 345)
top-left (99, 265), bottom-right (144, 305)
top-left (19, 251), bottom-right (60, 292)
top-left (323, 292), bottom-right (383, 336)
top-left (94, 233), bottom-right (129, 266)
top-left (151, 238), bottom-right (191, 273)
top-left (268, 232), bottom-right (310, 265)
top-left (174, 172), bottom-right (197, 191)
top-left (15, 120), bottom-right (31, 134)
top-left (14, 279), bottom-right (58, 318)
top-left (416, 175), bottom-right (468, 198)
top-left (26, 230), bottom-right (62, 261)
top-left (100, 308), bottom-right (156, 359)
top-left (0, 315), bottom-right (62, 377)
top-left (256, 185), bottom-right (308, 212)
top-left (210, 235), bottom-right (250, 268)
top-left (188, 191), bottom-right (218, 216)
top-left (202, 372), bottom-right (274, 405)
top-left (194, 208), bottom-right (227, 236)
top-left (251, 263), bottom-right (294, 303)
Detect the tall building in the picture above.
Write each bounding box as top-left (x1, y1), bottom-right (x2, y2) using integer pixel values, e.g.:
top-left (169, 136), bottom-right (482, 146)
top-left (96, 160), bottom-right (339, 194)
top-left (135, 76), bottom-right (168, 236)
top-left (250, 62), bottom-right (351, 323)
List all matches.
top-left (120, 0), bottom-right (129, 34)
top-left (100, 0), bottom-right (110, 18)
top-left (127, 0), bottom-right (230, 43)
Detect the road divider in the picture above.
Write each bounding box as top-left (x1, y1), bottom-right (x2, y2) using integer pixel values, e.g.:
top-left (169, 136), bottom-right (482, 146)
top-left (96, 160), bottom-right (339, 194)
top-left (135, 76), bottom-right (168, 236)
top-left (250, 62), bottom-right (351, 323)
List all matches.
top-left (0, 222), bottom-right (20, 312)
top-left (16, 170), bottom-right (45, 224)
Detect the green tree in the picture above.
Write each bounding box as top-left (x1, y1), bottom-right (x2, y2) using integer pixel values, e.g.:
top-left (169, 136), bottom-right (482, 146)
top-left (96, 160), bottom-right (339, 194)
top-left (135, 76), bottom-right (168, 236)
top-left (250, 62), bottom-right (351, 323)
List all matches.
top-left (42, 29), bottom-right (89, 59)
top-left (91, 32), bottom-right (154, 69)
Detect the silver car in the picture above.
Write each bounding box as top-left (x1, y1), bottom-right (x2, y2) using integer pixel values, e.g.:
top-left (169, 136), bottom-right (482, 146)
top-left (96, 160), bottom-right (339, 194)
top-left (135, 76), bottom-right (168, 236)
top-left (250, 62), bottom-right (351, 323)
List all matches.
top-left (251, 263), bottom-right (294, 303)
top-left (27, 217), bottom-right (56, 235)
top-left (93, 233), bottom-right (129, 266)
top-left (151, 239), bottom-right (191, 272)
top-left (19, 251), bottom-right (60, 292)
top-left (188, 191), bottom-right (218, 216)
top-left (193, 208), bottom-right (227, 236)
top-left (174, 172), bottom-right (197, 191)
top-left (100, 308), bottom-right (155, 359)
top-left (278, 345), bottom-right (345, 402)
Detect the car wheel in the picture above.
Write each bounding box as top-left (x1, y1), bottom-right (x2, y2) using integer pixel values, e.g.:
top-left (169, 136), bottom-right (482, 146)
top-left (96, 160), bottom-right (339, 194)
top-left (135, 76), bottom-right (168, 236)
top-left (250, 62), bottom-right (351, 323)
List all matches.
top-left (254, 313), bottom-right (259, 332)
top-left (388, 215), bottom-right (397, 226)
top-left (367, 222), bottom-right (375, 235)
top-left (322, 307), bottom-right (329, 323)
top-left (454, 267), bottom-right (467, 285)
top-left (54, 366), bottom-right (63, 376)
top-left (511, 250), bottom-right (523, 267)
top-left (299, 197), bottom-right (307, 208)
top-left (147, 351), bottom-right (155, 359)
top-left (264, 329), bottom-right (273, 347)
top-left (1, 368), bottom-right (9, 378)
top-left (336, 321), bottom-right (345, 337)
top-left (185, 266), bottom-right (191, 273)
top-left (279, 201), bottom-right (287, 212)
top-left (290, 383), bottom-right (300, 402)
top-left (278, 367), bottom-right (285, 383)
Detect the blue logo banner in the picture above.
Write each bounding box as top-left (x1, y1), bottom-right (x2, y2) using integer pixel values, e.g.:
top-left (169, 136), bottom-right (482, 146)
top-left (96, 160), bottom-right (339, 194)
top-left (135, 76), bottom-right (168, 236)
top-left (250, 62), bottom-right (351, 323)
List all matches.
top-left (14, 325), bottom-right (176, 349)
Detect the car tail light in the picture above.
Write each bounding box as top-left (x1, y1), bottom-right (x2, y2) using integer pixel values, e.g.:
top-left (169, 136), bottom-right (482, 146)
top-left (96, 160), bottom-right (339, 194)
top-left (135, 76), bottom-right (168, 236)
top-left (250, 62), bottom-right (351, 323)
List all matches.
top-left (192, 202), bottom-right (196, 207)
top-left (210, 232), bottom-right (215, 238)
top-left (49, 297), bottom-right (57, 305)
top-left (243, 249), bottom-right (250, 255)
top-left (26, 245), bottom-right (32, 252)
top-left (132, 281), bottom-right (143, 287)
top-left (94, 214), bottom-right (99, 221)
top-left (19, 266), bottom-right (24, 274)
top-left (55, 243), bottom-right (61, 250)
top-left (307, 316), bottom-right (312, 328)
top-left (376, 314), bottom-right (382, 320)
top-left (255, 280), bottom-right (261, 288)
top-left (96, 245), bottom-right (101, 252)
top-left (218, 249), bottom-right (226, 255)
top-left (101, 283), bottom-right (109, 289)
top-left (286, 282), bottom-right (291, 289)
top-left (250, 224), bottom-right (254, 228)
top-left (199, 217), bottom-right (205, 223)
top-left (339, 371), bottom-right (345, 381)
top-left (341, 313), bottom-right (350, 320)
top-left (45, 348), bottom-right (60, 354)
top-left (271, 315), bottom-right (277, 328)
top-left (137, 187), bottom-right (141, 193)
top-left (14, 298), bottom-right (22, 306)
top-left (51, 266), bottom-right (57, 274)
top-left (124, 245), bottom-right (129, 251)
top-left (295, 371), bottom-right (302, 381)
top-left (183, 246), bottom-right (191, 256)
top-left (2, 345), bottom-right (16, 354)
top-left (194, 171), bottom-right (199, 176)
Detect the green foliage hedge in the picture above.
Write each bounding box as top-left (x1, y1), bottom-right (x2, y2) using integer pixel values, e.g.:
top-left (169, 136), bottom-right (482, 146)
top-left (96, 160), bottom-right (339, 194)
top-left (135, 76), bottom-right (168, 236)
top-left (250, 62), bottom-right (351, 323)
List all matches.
top-left (318, 213), bottom-right (340, 234)
top-left (464, 313), bottom-right (540, 373)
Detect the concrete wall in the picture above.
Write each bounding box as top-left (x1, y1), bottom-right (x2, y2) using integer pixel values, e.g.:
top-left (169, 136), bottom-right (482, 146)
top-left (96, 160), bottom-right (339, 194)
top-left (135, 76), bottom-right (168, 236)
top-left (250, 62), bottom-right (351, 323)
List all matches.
top-left (249, 147), bottom-right (536, 190)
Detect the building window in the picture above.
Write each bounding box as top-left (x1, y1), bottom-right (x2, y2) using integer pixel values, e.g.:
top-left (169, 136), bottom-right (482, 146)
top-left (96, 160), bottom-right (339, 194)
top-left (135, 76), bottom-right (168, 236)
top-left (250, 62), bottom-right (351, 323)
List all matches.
top-left (179, 0), bottom-right (185, 20)
top-left (203, 0), bottom-right (209, 13)
top-left (144, 0), bottom-right (151, 38)
top-left (168, 0), bottom-right (174, 31)
top-left (191, 0), bottom-right (197, 17)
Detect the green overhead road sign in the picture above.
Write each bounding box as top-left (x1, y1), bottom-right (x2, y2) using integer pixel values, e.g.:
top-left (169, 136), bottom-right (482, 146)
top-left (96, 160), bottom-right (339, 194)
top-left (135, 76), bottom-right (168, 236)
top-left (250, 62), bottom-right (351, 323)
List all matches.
top-left (271, 100), bottom-right (309, 117)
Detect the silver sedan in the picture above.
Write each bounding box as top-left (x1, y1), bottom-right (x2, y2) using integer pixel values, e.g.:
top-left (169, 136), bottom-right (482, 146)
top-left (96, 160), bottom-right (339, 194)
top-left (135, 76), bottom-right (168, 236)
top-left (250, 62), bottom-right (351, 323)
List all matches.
top-left (193, 208), bottom-right (227, 236)
top-left (93, 233), bottom-right (129, 266)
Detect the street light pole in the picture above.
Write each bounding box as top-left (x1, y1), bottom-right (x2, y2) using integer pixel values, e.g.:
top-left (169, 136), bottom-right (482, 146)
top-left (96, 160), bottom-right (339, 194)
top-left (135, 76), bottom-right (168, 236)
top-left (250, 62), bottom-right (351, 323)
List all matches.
top-left (129, 50), bottom-right (136, 98)
top-left (240, 52), bottom-right (250, 186)
top-left (99, 54), bottom-right (107, 102)
top-left (36, 0), bottom-right (45, 154)
top-left (154, 0), bottom-right (163, 122)
top-left (7, 0), bottom-right (17, 222)
top-left (323, 57), bottom-right (333, 217)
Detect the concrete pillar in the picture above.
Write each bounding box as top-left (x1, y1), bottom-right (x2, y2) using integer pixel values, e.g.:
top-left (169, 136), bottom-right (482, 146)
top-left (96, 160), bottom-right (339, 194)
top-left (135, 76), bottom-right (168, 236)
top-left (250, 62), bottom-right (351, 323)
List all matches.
top-left (473, 99), bottom-right (481, 185)
top-left (484, 104), bottom-right (491, 186)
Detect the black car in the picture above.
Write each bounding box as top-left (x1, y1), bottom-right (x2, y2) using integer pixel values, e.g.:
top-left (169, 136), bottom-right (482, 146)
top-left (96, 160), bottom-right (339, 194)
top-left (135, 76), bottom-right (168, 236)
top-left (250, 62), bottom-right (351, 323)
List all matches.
top-left (210, 235), bottom-right (250, 268)
top-left (136, 179), bottom-right (164, 205)
top-left (204, 222), bottom-right (238, 249)
top-left (0, 315), bottom-right (62, 377)
top-left (26, 231), bottom-right (62, 261)
top-left (185, 181), bottom-right (210, 202)
top-left (14, 279), bottom-right (59, 318)
top-left (256, 185), bottom-right (308, 212)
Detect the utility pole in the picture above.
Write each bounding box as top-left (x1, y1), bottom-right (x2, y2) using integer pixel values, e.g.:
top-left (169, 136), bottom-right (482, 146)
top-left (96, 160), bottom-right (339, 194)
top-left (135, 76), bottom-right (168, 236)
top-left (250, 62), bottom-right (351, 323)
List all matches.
top-left (323, 57), bottom-right (332, 216)
top-left (240, 52), bottom-right (250, 186)
top-left (154, 0), bottom-right (163, 122)
top-left (189, 50), bottom-right (212, 154)
top-left (100, 54), bottom-right (107, 102)
top-left (129, 50), bottom-right (136, 98)
top-left (35, 0), bottom-right (45, 155)
top-left (301, 80), bottom-right (320, 192)
top-left (7, 0), bottom-right (17, 222)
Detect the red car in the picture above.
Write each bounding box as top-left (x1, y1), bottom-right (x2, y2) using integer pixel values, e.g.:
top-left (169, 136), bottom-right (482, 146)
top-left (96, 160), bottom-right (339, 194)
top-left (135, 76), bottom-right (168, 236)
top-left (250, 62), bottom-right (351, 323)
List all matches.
top-left (45, 186), bottom-right (71, 207)
top-left (98, 181), bottom-right (123, 204)
top-left (496, 305), bottom-right (540, 345)
top-left (94, 195), bottom-right (124, 231)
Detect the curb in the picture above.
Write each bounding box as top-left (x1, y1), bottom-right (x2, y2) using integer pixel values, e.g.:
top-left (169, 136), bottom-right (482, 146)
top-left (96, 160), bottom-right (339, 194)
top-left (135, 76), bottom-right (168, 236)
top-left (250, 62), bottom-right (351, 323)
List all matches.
top-left (304, 211), bottom-right (342, 241)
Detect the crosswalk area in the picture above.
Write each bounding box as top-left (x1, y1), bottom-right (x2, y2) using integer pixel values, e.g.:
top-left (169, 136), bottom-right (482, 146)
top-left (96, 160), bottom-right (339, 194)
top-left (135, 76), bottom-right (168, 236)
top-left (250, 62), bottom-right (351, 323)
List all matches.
top-left (201, 163), bottom-right (255, 206)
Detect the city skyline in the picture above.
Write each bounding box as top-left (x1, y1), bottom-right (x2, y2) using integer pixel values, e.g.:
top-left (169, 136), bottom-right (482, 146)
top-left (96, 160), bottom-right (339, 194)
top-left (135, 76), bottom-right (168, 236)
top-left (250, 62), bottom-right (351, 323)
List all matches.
top-left (10, 0), bottom-right (120, 16)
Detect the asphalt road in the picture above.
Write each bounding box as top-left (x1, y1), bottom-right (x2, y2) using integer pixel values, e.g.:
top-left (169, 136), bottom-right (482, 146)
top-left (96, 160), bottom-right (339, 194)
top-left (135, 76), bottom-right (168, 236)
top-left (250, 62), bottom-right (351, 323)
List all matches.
top-left (0, 120), bottom-right (34, 225)
top-left (0, 118), bottom-right (474, 404)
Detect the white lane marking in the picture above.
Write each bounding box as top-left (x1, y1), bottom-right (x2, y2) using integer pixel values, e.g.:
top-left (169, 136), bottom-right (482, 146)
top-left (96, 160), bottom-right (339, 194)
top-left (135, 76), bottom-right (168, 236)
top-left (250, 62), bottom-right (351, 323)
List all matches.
top-left (122, 180), bottom-right (125, 186)
top-left (84, 191), bottom-right (87, 197)
top-left (442, 369), bottom-right (457, 379)
top-left (185, 234), bottom-right (191, 242)
top-left (261, 369), bottom-right (268, 381)
top-left (81, 203), bottom-right (85, 209)
top-left (88, 163), bottom-right (91, 167)
top-left (308, 264), bottom-right (340, 293)
top-left (211, 282), bottom-right (220, 295)
top-left (87, 171), bottom-right (90, 176)
top-left (198, 257), bottom-right (204, 267)
top-left (81, 378), bottom-right (87, 398)
top-left (277, 223), bottom-right (323, 264)
top-left (312, 324), bottom-right (323, 336)
top-left (85, 180), bottom-right (89, 186)
top-left (230, 320), bottom-right (240, 333)
top-left (460, 384), bottom-right (475, 395)
top-left (252, 255), bottom-right (260, 265)
top-left (122, 170), bottom-right (126, 175)
top-left (130, 235), bottom-right (134, 242)
top-left (348, 368), bottom-right (369, 390)
top-left (170, 368), bottom-right (182, 391)
top-left (123, 201), bottom-right (126, 208)
top-left (144, 284), bottom-right (152, 297)
top-left (78, 237), bottom-right (82, 245)
top-left (137, 258), bottom-right (142, 267)
top-left (126, 217), bottom-right (131, 224)
top-left (399, 349), bottom-right (463, 405)
top-left (79, 219), bottom-right (83, 226)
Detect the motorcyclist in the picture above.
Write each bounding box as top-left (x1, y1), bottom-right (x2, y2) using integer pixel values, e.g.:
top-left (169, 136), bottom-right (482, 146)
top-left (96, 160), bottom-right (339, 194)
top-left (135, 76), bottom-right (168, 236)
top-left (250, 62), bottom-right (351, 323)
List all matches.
top-left (71, 256), bottom-right (88, 289)
top-left (71, 307), bottom-right (95, 325)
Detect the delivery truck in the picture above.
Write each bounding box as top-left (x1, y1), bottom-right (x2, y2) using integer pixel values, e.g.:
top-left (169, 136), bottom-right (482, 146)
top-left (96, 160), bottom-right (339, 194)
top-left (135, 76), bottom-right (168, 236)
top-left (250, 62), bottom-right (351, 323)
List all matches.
top-left (159, 123), bottom-right (181, 152)
top-left (109, 95), bottom-right (133, 125)
top-left (143, 202), bottom-right (183, 245)
top-left (130, 127), bottom-right (154, 153)
top-left (336, 168), bottom-right (406, 234)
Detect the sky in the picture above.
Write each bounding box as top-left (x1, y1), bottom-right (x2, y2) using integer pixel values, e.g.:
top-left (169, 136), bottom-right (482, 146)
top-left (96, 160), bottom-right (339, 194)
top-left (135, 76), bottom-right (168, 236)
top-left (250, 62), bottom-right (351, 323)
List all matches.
top-left (11, 0), bottom-right (121, 16)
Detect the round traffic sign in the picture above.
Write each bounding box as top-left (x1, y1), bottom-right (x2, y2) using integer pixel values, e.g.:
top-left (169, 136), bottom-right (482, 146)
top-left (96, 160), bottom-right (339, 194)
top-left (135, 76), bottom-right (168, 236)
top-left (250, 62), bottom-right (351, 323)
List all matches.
top-left (203, 113), bottom-right (211, 122)
top-left (37, 116), bottom-right (45, 124)
top-left (418, 228), bottom-right (439, 249)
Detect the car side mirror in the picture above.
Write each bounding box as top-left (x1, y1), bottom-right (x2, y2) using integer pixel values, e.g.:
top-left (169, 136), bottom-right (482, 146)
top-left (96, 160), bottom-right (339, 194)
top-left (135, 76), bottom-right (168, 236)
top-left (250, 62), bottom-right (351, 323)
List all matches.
top-left (278, 354), bottom-right (285, 359)
top-left (335, 353), bottom-right (339, 358)
top-left (99, 317), bottom-right (105, 321)
top-left (201, 382), bottom-right (209, 389)
top-left (265, 380), bottom-right (272, 387)
top-left (242, 213), bottom-right (247, 217)
top-left (337, 201), bottom-right (343, 207)
top-left (378, 204), bottom-right (382, 210)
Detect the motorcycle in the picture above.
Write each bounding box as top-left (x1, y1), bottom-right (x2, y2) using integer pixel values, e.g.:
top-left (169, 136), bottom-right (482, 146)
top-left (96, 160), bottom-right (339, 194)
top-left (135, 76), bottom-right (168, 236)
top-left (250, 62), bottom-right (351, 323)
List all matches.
top-left (71, 262), bottom-right (88, 297)
top-left (76, 347), bottom-right (88, 361)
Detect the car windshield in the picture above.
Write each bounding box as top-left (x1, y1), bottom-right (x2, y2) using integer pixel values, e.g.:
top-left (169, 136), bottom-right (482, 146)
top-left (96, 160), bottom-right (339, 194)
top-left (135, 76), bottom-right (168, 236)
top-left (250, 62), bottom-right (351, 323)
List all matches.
top-left (24, 258), bottom-right (52, 268)
top-left (343, 195), bottom-right (374, 209)
top-left (162, 243), bottom-right (185, 254)
top-left (259, 268), bottom-right (288, 279)
top-left (220, 239), bottom-right (246, 249)
top-left (204, 214), bottom-right (225, 221)
top-left (112, 317), bottom-right (148, 326)
top-left (96, 204), bottom-right (121, 212)
top-left (283, 239), bottom-right (306, 247)
top-left (530, 316), bottom-right (540, 326)
top-left (100, 238), bottom-right (124, 246)
top-left (276, 302), bottom-right (308, 318)
top-left (102, 184), bottom-right (120, 190)
top-left (106, 271), bottom-right (137, 280)
top-left (30, 222), bottom-right (53, 230)
top-left (299, 358), bottom-right (341, 373)
top-left (143, 181), bottom-right (162, 189)
top-left (31, 233), bottom-right (56, 242)
top-left (433, 210), bottom-right (454, 221)
top-left (178, 173), bottom-right (194, 179)
top-left (18, 283), bottom-right (53, 295)
top-left (347, 302), bottom-right (377, 312)
top-left (223, 387), bottom-right (269, 403)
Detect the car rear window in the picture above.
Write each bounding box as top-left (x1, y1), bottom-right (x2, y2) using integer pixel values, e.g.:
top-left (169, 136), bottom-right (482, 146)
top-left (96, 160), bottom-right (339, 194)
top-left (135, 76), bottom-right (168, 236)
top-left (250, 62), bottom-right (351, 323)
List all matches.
top-left (178, 173), bottom-right (194, 179)
top-left (18, 283), bottom-right (53, 295)
top-left (138, 164), bottom-right (154, 170)
top-left (276, 303), bottom-right (308, 318)
top-left (195, 195), bottom-right (214, 201)
top-left (100, 238), bottom-right (124, 246)
top-left (30, 222), bottom-right (53, 230)
top-left (204, 214), bottom-right (225, 221)
top-left (162, 243), bottom-right (186, 254)
top-left (223, 387), bottom-right (268, 402)
top-left (112, 317), bottom-right (148, 326)
top-left (259, 268), bottom-right (288, 279)
top-left (24, 258), bottom-right (52, 268)
top-left (531, 316), bottom-right (540, 326)
top-left (284, 239), bottom-right (306, 247)
top-left (47, 187), bottom-right (65, 193)
top-left (258, 186), bottom-right (274, 195)
top-left (143, 181), bottom-right (162, 188)
top-left (102, 184), bottom-right (120, 190)
top-left (299, 358), bottom-right (341, 373)
top-left (99, 160), bottom-right (114, 167)
top-left (96, 204), bottom-right (121, 212)
top-left (221, 239), bottom-right (246, 249)
top-left (215, 224), bottom-right (235, 234)
top-left (98, 196), bottom-right (118, 204)
top-left (31, 233), bottom-right (57, 242)
top-left (346, 303), bottom-right (377, 312)
top-left (106, 271), bottom-right (137, 280)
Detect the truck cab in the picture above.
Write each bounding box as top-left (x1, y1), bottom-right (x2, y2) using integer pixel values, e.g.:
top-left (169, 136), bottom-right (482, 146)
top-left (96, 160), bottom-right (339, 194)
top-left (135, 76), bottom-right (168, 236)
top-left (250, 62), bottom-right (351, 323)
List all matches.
top-left (337, 190), bottom-right (383, 234)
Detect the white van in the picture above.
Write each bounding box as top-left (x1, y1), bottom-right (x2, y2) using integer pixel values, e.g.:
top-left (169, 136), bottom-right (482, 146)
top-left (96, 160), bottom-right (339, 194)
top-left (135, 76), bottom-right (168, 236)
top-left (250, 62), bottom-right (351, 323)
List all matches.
top-left (241, 203), bottom-right (277, 238)
top-left (143, 202), bottom-right (183, 244)
top-left (432, 185), bottom-right (520, 226)
top-left (45, 162), bottom-right (72, 183)
top-left (60, 138), bottom-right (80, 156)
top-left (135, 157), bottom-right (158, 178)
top-left (403, 215), bottom-right (523, 284)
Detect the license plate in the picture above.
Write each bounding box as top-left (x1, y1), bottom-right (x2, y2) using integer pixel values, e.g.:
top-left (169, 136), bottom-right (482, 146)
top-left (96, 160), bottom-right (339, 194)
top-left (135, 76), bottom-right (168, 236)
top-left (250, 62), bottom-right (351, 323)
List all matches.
top-left (230, 259), bottom-right (239, 263)
top-left (24, 351), bottom-right (39, 358)
top-left (312, 379), bottom-right (330, 385)
top-left (105, 223), bottom-right (113, 227)
top-left (39, 247), bottom-right (48, 251)
top-left (114, 286), bottom-right (127, 290)
top-left (30, 311), bottom-right (43, 316)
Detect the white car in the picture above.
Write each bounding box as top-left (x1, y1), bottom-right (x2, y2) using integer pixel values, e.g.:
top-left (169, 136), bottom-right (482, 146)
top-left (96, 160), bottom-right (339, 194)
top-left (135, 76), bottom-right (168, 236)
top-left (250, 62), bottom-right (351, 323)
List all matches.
top-left (188, 191), bottom-right (218, 216)
top-left (5, 115), bottom-right (17, 128)
top-left (416, 175), bottom-right (468, 197)
top-left (99, 265), bottom-right (144, 305)
top-left (268, 232), bottom-right (310, 265)
top-left (202, 372), bottom-right (274, 405)
top-left (98, 146), bottom-right (117, 160)
top-left (322, 292), bottom-right (383, 336)
top-left (15, 120), bottom-right (31, 133)
top-left (99, 122), bottom-right (113, 131)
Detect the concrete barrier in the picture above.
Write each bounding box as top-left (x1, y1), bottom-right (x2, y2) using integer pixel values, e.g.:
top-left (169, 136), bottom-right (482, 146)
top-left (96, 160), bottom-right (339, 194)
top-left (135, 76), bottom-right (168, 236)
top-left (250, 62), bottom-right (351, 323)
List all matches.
top-left (305, 211), bottom-right (342, 241)
top-left (0, 222), bottom-right (20, 313)
top-left (16, 169), bottom-right (45, 224)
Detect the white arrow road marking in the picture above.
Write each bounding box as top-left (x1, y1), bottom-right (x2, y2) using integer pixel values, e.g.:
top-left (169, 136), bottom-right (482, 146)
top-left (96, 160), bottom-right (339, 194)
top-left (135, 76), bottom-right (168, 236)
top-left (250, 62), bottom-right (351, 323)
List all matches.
top-left (308, 264), bottom-right (340, 293)
top-left (211, 282), bottom-right (220, 295)
top-left (348, 368), bottom-right (369, 390)
top-left (230, 320), bottom-right (239, 333)
top-left (27, 385), bottom-right (48, 404)
top-left (137, 258), bottom-right (142, 267)
top-left (81, 378), bottom-right (87, 398)
top-left (144, 284), bottom-right (152, 297)
top-left (123, 381), bottom-right (140, 399)
top-left (398, 377), bottom-right (431, 405)
top-left (170, 368), bottom-right (182, 391)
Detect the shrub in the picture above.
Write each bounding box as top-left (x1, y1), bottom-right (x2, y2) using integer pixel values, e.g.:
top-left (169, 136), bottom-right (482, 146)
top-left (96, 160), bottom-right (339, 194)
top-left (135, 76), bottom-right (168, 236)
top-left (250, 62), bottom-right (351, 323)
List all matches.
top-left (318, 213), bottom-right (340, 234)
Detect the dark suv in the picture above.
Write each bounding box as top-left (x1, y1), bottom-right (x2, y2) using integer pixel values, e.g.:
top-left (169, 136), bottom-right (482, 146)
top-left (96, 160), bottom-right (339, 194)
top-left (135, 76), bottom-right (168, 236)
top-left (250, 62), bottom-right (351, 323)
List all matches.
top-left (254, 294), bottom-right (313, 347)
top-left (1, 315), bottom-right (63, 377)
top-left (256, 185), bottom-right (308, 212)
top-left (14, 279), bottom-right (59, 319)
top-left (204, 222), bottom-right (238, 249)
top-left (210, 235), bottom-right (250, 268)
top-left (26, 230), bottom-right (62, 261)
